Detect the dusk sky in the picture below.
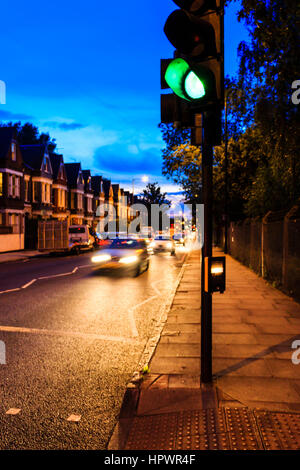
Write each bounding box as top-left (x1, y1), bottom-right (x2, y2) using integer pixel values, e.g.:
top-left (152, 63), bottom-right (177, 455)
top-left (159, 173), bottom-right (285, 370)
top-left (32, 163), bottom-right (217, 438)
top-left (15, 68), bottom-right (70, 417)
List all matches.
top-left (0, 0), bottom-right (249, 195)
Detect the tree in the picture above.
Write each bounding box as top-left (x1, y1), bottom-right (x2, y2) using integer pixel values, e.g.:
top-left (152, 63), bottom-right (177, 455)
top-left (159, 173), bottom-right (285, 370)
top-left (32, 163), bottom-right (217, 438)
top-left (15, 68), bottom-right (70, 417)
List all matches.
top-left (233, 0), bottom-right (300, 210)
top-left (140, 182), bottom-right (170, 207)
top-left (159, 123), bottom-right (202, 204)
top-left (160, 1), bottom-right (300, 222)
top-left (0, 121), bottom-right (57, 152)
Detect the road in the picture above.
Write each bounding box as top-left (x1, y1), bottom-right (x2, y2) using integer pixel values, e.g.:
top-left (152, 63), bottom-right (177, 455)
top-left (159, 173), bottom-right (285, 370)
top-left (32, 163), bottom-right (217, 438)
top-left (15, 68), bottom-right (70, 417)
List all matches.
top-left (0, 248), bottom-right (186, 450)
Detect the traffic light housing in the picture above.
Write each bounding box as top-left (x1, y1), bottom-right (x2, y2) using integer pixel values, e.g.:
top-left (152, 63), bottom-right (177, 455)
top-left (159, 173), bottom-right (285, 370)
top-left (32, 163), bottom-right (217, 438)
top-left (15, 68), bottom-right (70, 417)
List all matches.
top-left (161, 0), bottom-right (224, 120)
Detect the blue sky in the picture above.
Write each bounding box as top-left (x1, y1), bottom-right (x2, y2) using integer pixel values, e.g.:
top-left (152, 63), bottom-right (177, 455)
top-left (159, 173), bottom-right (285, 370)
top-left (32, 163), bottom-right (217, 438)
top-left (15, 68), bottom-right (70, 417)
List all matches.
top-left (0, 0), bottom-right (249, 194)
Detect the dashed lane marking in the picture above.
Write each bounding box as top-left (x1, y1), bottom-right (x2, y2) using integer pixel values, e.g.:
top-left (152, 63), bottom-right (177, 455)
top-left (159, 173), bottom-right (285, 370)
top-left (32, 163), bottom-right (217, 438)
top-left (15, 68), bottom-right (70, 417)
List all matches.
top-left (0, 325), bottom-right (140, 344)
top-left (6, 408), bottom-right (21, 415)
top-left (38, 266), bottom-right (78, 280)
top-left (0, 288), bottom-right (21, 295)
top-left (67, 414), bottom-right (81, 422)
top-left (0, 265), bottom-right (85, 294)
top-left (21, 279), bottom-right (36, 289)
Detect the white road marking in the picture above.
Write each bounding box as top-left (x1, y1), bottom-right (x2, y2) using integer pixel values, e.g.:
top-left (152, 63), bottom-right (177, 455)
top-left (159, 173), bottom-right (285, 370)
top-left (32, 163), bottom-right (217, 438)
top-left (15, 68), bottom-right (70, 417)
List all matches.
top-left (151, 281), bottom-right (162, 297)
top-left (0, 288), bottom-right (21, 295)
top-left (38, 267), bottom-right (78, 280)
top-left (6, 408), bottom-right (21, 415)
top-left (21, 279), bottom-right (36, 289)
top-left (67, 414), bottom-right (81, 422)
top-left (0, 264), bottom-right (83, 295)
top-left (0, 325), bottom-right (140, 344)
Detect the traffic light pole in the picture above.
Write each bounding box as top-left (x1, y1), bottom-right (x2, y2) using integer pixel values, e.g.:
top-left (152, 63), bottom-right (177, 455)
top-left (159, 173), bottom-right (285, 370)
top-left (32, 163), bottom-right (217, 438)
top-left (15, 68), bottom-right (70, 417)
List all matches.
top-left (201, 110), bottom-right (214, 383)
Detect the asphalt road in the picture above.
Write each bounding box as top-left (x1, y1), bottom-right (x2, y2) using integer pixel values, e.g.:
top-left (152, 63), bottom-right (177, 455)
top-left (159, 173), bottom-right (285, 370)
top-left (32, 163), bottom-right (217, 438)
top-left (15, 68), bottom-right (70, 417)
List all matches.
top-left (0, 248), bottom-right (186, 450)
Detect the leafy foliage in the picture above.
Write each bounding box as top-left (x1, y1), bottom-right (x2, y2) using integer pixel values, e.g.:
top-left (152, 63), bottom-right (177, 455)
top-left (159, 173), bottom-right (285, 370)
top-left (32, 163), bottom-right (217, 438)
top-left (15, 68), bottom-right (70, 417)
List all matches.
top-left (0, 121), bottom-right (57, 152)
top-left (140, 182), bottom-right (171, 207)
top-left (160, 0), bottom-right (300, 219)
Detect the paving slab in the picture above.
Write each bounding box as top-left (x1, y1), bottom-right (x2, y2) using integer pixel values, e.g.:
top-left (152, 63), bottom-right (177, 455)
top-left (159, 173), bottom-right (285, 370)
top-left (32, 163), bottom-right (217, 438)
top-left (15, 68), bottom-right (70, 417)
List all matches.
top-left (111, 249), bottom-right (300, 450)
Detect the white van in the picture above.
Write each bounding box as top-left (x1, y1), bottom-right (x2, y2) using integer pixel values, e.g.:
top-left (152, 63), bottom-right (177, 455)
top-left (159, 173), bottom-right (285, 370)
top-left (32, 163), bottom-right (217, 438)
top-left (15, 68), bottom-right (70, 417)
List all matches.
top-left (69, 225), bottom-right (95, 254)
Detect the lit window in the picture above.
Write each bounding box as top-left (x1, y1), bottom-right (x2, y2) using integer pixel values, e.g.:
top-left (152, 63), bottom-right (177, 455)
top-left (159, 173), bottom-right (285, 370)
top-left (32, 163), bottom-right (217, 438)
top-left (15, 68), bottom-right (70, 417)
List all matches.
top-left (0, 173), bottom-right (3, 196)
top-left (11, 142), bottom-right (16, 161)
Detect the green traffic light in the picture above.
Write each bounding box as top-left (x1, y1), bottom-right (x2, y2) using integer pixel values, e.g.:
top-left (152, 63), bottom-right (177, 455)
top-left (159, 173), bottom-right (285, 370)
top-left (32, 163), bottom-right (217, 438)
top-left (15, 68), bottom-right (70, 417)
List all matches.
top-left (185, 70), bottom-right (205, 99)
top-left (165, 58), bottom-right (206, 101)
top-left (165, 58), bottom-right (191, 100)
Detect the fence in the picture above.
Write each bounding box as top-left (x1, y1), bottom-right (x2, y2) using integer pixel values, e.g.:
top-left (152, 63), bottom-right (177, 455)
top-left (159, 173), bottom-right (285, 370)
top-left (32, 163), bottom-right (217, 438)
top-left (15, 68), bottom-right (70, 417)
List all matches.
top-left (225, 203), bottom-right (300, 301)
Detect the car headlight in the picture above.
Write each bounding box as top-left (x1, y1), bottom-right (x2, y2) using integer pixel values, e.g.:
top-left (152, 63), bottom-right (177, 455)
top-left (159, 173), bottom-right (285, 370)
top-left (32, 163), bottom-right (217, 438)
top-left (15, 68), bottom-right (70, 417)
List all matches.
top-left (167, 242), bottom-right (173, 248)
top-left (91, 254), bottom-right (112, 263)
top-left (119, 255), bottom-right (138, 264)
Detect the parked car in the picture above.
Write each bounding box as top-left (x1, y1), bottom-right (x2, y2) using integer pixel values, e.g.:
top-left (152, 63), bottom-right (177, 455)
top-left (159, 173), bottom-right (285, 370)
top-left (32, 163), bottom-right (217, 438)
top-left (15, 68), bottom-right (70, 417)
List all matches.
top-left (153, 235), bottom-right (175, 255)
top-left (69, 225), bottom-right (96, 254)
top-left (91, 238), bottom-right (150, 276)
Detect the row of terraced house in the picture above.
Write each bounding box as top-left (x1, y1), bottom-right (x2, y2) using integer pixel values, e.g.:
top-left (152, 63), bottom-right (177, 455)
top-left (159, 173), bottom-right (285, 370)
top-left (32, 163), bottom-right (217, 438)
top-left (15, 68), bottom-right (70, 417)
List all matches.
top-left (0, 127), bottom-right (134, 252)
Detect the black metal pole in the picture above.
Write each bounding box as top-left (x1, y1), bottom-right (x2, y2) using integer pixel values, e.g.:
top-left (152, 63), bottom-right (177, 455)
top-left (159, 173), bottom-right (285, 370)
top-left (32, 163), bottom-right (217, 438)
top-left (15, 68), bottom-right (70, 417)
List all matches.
top-left (224, 97), bottom-right (228, 254)
top-left (201, 111), bottom-right (214, 383)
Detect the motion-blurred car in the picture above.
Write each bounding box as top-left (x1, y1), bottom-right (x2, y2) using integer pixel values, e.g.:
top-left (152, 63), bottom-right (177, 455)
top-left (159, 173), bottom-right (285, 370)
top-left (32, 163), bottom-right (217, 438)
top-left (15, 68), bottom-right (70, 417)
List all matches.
top-left (96, 231), bottom-right (128, 249)
top-left (91, 238), bottom-right (150, 276)
top-left (153, 235), bottom-right (175, 255)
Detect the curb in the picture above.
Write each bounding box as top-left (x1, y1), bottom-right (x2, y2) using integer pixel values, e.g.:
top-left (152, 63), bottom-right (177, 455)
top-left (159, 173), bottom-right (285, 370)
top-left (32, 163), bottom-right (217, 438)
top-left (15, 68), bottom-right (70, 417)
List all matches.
top-left (107, 252), bottom-right (189, 450)
top-left (0, 252), bottom-right (50, 264)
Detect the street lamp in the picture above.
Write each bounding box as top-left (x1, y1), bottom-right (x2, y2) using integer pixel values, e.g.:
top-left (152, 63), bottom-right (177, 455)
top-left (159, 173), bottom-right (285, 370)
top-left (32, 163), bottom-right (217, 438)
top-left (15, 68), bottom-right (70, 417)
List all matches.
top-left (132, 176), bottom-right (149, 196)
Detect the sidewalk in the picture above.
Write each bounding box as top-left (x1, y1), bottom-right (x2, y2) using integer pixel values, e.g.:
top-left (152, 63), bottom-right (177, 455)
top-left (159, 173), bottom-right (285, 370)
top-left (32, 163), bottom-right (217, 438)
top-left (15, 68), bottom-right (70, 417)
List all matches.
top-left (0, 250), bottom-right (47, 263)
top-left (108, 249), bottom-right (300, 451)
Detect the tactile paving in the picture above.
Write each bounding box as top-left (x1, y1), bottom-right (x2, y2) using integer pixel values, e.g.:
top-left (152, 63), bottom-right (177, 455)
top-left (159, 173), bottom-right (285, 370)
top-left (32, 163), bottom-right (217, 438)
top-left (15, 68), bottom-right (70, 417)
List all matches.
top-left (125, 413), bottom-right (178, 450)
top-left (225, 407), bottom-right (263, 450)
top-left (254, 411), bottom-right (300, 450)
top-left (124, 408), bottom-right (300, 450)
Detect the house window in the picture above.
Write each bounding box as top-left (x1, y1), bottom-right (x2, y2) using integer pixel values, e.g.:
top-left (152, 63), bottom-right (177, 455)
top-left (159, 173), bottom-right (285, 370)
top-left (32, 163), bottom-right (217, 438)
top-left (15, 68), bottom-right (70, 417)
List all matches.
top-left (61, 190), bottom-right (65, 208)
top-left (0, 173), bottom-right (3, 196)
top-left (11, 142), bottom-right (16, 161)
top-left (33, 182), bottom-right (39, 202)
top-left (8, 175), bottom-right (20, 198)
top-left (78, 194), bottom-right (83, 210)
top-left (71, 192), bottom-right (75, 209)
top-left (15, 177), bottom-right (20, 197)
top-left (9, 214), bottom-right (19, 233)
top-left (46, 184), bottom-right (51, 203)
top-left (24, 180), bottom-right (29, 201)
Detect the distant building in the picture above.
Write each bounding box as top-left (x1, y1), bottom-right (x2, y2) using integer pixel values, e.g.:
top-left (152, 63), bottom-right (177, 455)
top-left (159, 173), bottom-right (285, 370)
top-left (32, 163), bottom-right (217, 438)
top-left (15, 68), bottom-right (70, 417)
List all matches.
top-left (0, 127), bottom-right (25, 252)
top-left (50, 153), bottom-right (69, 221)
top-left (91, 175), bottom-right (105, 231)
top-left (82, 170), bottom-right (94, 226)
top-left (65, 163), bottom-right (85, 225)
top-left (21, 144), bottom-right (53, 220)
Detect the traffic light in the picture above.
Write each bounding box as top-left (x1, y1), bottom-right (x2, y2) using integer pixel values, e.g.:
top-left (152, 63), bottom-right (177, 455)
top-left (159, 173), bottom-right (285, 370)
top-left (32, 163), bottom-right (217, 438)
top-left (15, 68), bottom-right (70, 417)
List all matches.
top-left (164, 57), bottom-right (216, 103)
top-left (162, 0), bottom-right (224, 111)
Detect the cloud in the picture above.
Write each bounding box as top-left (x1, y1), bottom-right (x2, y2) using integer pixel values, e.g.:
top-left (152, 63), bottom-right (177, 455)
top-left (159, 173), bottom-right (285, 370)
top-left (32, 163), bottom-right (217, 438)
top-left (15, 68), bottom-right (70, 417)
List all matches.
top-left (38, 123), bottom-right (119, 169)
top-left (0, 109), bottom-right (34, 121)
top-left (43, 121), bottom-right (85, 131)
top-left (93, 143), bottom-right (163, 177)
